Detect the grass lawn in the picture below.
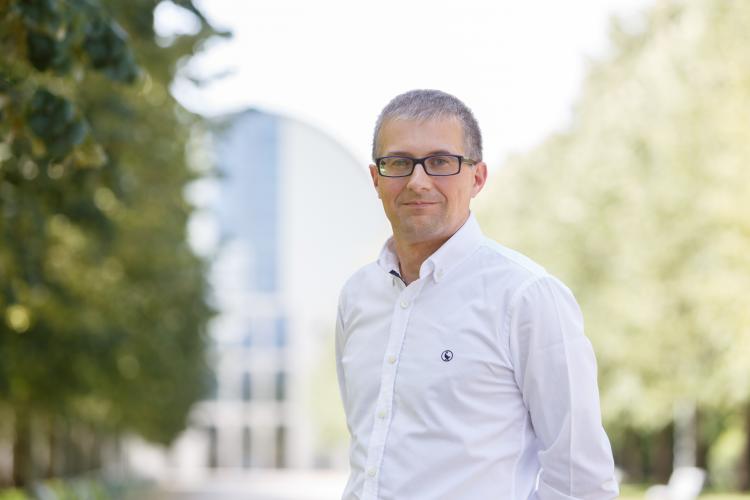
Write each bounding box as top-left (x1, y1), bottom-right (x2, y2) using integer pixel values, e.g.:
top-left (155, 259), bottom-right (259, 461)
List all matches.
top-left (619, 496), bottom-right (750, 499)
top-left (618, 484), bottom-right (750, 499)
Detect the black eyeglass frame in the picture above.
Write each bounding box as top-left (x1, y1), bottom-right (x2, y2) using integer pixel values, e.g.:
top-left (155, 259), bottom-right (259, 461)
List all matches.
top-left (374, 154), bottom-right (478, 177)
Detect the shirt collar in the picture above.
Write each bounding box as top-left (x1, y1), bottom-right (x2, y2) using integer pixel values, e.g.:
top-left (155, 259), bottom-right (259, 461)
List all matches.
top-left (377, 212), bottom-right (484, 284)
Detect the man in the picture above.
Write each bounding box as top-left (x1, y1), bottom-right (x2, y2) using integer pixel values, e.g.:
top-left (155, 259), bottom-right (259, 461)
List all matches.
top-left (335, 89), bottom-right (618, 500)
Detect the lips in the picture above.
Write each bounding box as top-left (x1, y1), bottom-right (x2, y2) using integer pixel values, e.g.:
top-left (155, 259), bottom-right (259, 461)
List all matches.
top-left (402, 201), bottom-right (438, 206)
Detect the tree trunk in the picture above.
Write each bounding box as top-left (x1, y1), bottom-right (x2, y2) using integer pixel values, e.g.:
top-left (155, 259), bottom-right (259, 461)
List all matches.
top-left (47, 416), bottom-right (59, 479)
top-left (91, 428), bottom-right (102, 471)
top-left (11, 408), bottom-right (31, 488)
top-left (62, 419), bottom-right (74, 477)
top-left (694, 409), bottom-right (708, 470)
top-left (652, 424), bottom-right (674, 484)
top-left (739, 404), bottom-right (750, 491)
top-left (619, 428), bottom-right (645, 482)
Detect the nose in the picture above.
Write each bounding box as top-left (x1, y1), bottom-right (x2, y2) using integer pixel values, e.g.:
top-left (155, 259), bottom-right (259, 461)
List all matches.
top-left (406, 162), bottom-right (431, 190)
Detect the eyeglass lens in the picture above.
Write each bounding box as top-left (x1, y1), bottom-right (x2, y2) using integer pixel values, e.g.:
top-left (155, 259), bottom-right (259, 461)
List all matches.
top-left (378, 155), bottom-right (461, 176)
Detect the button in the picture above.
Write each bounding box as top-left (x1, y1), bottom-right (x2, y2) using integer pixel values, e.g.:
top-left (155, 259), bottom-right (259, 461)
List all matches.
top-left (368, 468), bottom-right (376, 477)
top-left (387, 355), bottom-right (396, 364)
top-left (400, 300), bottom-right (409, 308)
top-left (377, 409), bottom-right (387, 419)
top-left (436, 270), bottom-right (443, 279)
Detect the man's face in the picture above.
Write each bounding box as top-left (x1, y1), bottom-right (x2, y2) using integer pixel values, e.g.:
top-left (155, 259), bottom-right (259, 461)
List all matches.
top-left (370, 117), bottom-right (487, 245)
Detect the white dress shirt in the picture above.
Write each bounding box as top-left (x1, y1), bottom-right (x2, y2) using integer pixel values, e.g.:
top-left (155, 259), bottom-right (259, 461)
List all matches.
top-left (335, 213), bottom-right (618, 500)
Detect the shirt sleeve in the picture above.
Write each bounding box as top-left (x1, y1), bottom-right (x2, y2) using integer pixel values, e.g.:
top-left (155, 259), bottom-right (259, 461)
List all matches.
top-left (335, 295), bottom-right (350, 431)
top-left (508, 275), bottom-right (619, 500)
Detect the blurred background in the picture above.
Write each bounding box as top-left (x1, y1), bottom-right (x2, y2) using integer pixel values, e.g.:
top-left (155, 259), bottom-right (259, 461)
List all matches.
top-left (1, 0), bottom-right (749, 499)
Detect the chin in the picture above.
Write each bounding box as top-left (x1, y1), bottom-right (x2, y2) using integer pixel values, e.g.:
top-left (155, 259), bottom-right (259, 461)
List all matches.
top-left (398, 218), bottom-right (446, 242)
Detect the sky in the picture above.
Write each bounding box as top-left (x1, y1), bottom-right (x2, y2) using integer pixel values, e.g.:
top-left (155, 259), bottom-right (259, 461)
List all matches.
top-left (157, 0), bottom-right (655, 172)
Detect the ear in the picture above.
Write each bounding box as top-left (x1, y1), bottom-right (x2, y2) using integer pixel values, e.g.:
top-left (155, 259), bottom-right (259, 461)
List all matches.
top-left (369, 164), bottom-right (381, 198)
top-left (470, 161), bottom-right (488, 198)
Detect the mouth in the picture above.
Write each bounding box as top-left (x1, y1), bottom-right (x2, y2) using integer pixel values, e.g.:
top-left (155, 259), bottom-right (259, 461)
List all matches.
top-left (402, 201), bottom-right (438, 207)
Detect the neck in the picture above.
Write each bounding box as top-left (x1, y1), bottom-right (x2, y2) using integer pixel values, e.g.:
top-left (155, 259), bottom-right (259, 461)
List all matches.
top-left (391, 213), bottom-right (472, 284)
top-left (393, 237), bottom-right (448, 285)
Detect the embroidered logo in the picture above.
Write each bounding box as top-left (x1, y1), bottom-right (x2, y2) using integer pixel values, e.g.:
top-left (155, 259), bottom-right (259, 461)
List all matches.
top-left (441, 350), bottom-right (453, 362)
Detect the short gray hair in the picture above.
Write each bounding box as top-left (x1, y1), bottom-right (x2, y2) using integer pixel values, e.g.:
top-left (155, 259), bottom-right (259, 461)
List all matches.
top-left (371, 89), bottom-right (483, 162)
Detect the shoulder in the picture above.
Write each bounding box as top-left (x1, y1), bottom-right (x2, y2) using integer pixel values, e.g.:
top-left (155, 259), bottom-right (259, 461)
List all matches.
top-left (473, 241), bottom-right (586, 352)
top-left (337, 261), bottom-right (382, 310)
top-left (477, 237), bottom-right (547, 276)
top-left (473, 237), bottom-right (577, 310)
top-left (473, 237), bottom-right (548, 288)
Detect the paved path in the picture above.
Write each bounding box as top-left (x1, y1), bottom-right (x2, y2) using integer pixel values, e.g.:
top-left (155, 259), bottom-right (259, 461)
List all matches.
top-left (149, 469), bottom-right (347, 500)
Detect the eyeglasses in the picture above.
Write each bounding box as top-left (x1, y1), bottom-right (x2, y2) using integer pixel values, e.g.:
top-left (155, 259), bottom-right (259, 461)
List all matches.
top-left (375, 154), bottom-right (477, 177)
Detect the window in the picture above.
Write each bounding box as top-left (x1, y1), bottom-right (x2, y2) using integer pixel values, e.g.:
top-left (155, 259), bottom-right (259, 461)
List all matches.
top-left (242, 372), bottom-right (252, 401)
top-left (275, 426), bottom-right (286, 468)
top-left (207, 426), bottom-right (218, 468)
top-left (242, 426), bottom-right (252, 468)
top-left (205, 370), bottom-right (218, 400)
top-left (275, 372), bottom-right (285, 401)
top-left (274, 317), bottom-right (286, 347)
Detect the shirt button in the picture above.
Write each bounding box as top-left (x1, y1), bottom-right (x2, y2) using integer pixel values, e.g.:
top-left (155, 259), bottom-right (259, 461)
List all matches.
top-left (378, 409), bottom-right (387, 419)
top-left (368, 468), bottom-right (376, 477)
top-left (400, 300), bottom-right (409, 309)
top-left (387, 355), bottom-right (396, 364)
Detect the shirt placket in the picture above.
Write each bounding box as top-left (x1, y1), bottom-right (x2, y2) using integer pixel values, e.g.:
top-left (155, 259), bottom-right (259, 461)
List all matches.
top-left (361, 275), bottom-right (426, 500)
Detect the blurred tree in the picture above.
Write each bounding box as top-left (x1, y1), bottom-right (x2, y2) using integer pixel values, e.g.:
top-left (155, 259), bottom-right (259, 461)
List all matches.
top-left (478, 0), bottom-right (750, 487)
top-left (0, 0), bottom-right (228, 488)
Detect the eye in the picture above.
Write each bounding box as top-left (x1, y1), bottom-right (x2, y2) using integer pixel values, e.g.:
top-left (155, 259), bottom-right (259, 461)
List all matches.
top-left (426, 156), bottom-right (460, 173)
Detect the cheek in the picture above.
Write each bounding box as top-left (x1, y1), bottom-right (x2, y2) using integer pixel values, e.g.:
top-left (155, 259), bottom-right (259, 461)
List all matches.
top-left (378, 186), bottom-right (399, 208)
top-left (444, 186), bottom-right (472, 209)
top-left (381, 182), bottom-right (402, 200)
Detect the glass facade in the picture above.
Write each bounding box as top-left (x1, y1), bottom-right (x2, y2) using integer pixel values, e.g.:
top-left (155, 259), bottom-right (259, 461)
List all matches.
top-left (242, 372), bottom-right (252, 401)
top-left (242, 426), bottom-right (252, 469)
top-left (215, 111), bottom-right (280, 293)
top-left (274, 316), bottom-right (286, 348)
top-left (275, 371), bottom-right (286, 401)
top-left (275, 426), bottom-right (286, 468)
top-left (209, 110), bottom-right (292, 469)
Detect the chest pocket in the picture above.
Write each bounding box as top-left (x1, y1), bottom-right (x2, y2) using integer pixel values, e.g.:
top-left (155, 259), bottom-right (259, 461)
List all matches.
top-left (393, 302), bottom-right (509, 419)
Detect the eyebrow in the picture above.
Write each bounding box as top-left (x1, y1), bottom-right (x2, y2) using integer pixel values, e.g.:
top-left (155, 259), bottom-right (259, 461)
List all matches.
top-left (382, 149), bottom-right (456, 157)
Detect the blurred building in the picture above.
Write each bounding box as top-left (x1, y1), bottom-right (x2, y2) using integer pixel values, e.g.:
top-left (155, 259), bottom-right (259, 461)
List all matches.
top-left (124, 109), bottom-right (388, 480)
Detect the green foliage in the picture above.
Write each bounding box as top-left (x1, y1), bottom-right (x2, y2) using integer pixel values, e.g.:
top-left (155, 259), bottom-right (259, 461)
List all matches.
top-left (478, 0), bottom-right (750, 481)
top-left (0, 476), bottom-right (152, 499)
top-left (710, 424), bottom-right (746, 490)
top-left (310, 332), bottom-right (349, 451)
top-left (0, 489), bottom-right (27, 500)
top-left (620, 492), bottom-right (750, 500)
top-left (27, 89), bottom-right (89, 157)
top-left (16, 0), bottom-right (138, 80)
top-left (0, 0), bottom-right (229, 485)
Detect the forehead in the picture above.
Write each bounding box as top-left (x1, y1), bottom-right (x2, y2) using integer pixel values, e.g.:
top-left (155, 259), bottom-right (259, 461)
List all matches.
top-left (377, 116), bottom-right (465, 156)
